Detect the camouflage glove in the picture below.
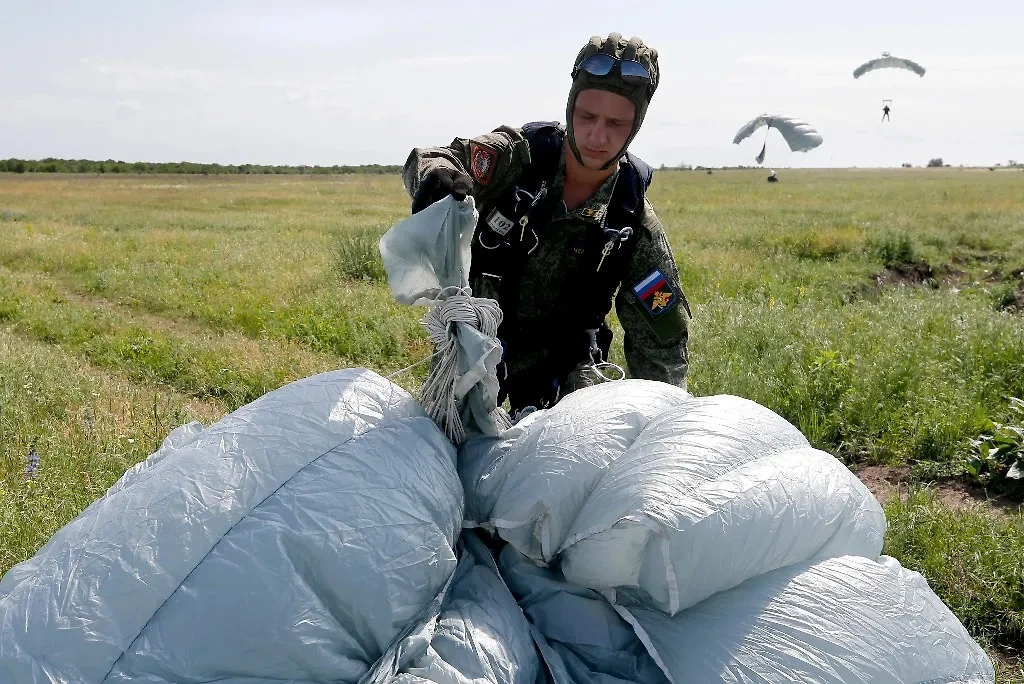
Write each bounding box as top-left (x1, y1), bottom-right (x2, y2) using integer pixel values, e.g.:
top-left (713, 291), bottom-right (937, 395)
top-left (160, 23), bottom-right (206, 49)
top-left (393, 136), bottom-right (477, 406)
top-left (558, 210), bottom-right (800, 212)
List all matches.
top-left (411, 167), bottom-right (473, 214)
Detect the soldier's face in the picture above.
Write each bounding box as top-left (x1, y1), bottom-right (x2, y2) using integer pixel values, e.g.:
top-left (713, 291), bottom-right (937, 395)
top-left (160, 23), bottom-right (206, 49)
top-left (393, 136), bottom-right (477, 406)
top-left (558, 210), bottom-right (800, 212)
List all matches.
top-left (571, 89), bottom-right (636, 169)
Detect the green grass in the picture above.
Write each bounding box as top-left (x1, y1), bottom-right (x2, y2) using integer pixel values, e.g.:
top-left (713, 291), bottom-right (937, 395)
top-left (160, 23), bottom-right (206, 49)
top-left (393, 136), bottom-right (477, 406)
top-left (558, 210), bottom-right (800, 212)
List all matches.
top-left (2, 169), bottom-right (1024, 674)
top-left (654, 170), bottom-right (1024, 463)
top-left (688, 289), bottom-right (1024, 463)
top-left (333, 227), bottom-right (389, 283)
top-left (883, 488), bottom-right (1024, 680)
top-left (0, 330), bottom-right (224, 571)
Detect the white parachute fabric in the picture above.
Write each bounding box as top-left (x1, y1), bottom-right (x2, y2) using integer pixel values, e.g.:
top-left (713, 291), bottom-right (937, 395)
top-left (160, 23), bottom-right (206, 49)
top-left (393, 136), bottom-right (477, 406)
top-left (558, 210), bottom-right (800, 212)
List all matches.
top-left (379, 195), bottom-right (510, 444)
top-left (1, 201), bottom-right (997, 684)
top-left (733, 114), bottom-right (824, 153)
top-left (460, 380), bottom-right (692, 561)
top-left (459, 380), bottom-right (886, 615)
top-left (1, 363), bottom-right (996, 683)
top-left (379, 195), bottom-right (476, 306)
top-left (559, 416), bottom-right (886, 614)
top-left (854, 52), bottom-right (927, 79)
top-left (616, 555), bottom-right (995, 684)
top-left (456, 377), bottom-right (991, 681)
top-left (383, 535), bottom-right (541, 684)
top-left (496, 544), bottom-right (669, 684)
top-left (0, 369), bottom-right (464, 684)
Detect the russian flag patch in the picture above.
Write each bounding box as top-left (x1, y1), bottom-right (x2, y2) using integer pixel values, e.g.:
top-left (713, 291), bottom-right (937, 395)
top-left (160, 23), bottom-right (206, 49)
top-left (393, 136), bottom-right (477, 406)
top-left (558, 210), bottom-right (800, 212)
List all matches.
top-left (632, 268), bottom-right (678, 317)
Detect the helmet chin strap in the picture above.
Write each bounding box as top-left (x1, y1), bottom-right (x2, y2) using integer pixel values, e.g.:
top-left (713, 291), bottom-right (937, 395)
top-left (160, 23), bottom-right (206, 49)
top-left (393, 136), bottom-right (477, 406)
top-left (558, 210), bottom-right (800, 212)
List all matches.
top-left (599, 145), bottom-right (626, 171)
top-left (566, 91), bottom-right (586, 167)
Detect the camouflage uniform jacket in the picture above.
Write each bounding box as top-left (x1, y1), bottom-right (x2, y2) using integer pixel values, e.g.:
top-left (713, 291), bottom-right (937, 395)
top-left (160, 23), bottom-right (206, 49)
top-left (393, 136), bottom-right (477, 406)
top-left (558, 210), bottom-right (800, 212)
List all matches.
top-left (402, 123), bottom-right (690, 404)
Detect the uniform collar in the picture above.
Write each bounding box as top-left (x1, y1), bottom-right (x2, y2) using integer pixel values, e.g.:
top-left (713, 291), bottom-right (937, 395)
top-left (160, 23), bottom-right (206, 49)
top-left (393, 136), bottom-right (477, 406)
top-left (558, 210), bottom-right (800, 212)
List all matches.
top-left (552, 150), bottom-right (623, 225)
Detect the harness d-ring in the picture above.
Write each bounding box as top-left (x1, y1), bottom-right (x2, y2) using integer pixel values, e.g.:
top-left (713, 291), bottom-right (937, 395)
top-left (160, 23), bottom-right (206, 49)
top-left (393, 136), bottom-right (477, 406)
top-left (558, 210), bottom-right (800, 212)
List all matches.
top-left (590, 362), bottom-right (626, 382)
top-left (477, 230), bottom-right (503, 250)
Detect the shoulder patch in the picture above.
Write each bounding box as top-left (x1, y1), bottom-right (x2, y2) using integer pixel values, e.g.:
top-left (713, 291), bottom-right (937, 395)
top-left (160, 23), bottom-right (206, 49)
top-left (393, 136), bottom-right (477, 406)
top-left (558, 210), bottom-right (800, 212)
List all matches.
top-left (470, 142), bottom-right (497, 185)
top-left (632, 268), bottom-right (679, 317)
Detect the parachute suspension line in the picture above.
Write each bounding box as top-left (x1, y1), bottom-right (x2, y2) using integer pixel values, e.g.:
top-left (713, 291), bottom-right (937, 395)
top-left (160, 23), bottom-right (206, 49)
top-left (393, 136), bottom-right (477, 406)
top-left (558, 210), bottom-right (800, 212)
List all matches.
top-left (384, 350), bottom-right (444, 380)
top-left (756, 122), bottom-right (772, 165)
top-left (415, 286), bottom-right (510, 445)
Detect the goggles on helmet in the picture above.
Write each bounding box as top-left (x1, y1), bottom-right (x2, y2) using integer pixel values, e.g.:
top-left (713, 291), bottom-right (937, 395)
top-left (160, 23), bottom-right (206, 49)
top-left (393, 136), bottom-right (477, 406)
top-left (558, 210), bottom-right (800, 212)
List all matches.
top-left (573, 53), bottom-right (652, 85)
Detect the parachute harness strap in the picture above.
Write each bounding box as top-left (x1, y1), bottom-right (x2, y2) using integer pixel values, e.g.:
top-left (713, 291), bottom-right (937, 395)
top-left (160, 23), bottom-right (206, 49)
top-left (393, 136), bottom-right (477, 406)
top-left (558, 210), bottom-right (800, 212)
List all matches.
top-left (476, 182), bottom-right (548, 254)
top-left (416, 285), bottom-right (511, 445)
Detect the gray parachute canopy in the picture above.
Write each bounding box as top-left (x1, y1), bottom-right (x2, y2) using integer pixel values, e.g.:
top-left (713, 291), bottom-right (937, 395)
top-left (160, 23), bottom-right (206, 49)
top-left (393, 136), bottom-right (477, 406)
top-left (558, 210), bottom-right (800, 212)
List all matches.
top-left (853, 52), bottom-right (926, 79)
top-left (732, 115), bottom-right (823, 164)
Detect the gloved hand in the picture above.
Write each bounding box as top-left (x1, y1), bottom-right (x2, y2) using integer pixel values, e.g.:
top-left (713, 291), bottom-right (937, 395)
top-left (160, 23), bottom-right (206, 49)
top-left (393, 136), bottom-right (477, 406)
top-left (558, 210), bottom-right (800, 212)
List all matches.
top-left (411, 167), bottom-right (473, 214)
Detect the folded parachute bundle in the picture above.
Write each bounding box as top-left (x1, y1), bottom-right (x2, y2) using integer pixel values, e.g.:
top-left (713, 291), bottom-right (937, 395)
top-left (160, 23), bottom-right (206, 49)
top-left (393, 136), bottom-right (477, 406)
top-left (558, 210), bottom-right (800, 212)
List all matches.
top-left (0, 369), bottom-right (465, 683)
top-left (0, 369), bottom-right (995, 683)
top-left (459, 379), bottom-right (995, 684)
top-left (0, 196), bottom-right (996, 683)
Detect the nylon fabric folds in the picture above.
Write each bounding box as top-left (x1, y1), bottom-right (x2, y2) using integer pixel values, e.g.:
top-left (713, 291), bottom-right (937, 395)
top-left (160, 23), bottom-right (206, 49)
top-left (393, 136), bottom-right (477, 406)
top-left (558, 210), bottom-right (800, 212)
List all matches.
top-left (458, 380), bottom-right (886, 614)
top-left (614, 555), bottom-right (994, 684)
top-left (1, 369), bottom-right (995, 683)
top-left (0, 369), bottom-right (463, 684)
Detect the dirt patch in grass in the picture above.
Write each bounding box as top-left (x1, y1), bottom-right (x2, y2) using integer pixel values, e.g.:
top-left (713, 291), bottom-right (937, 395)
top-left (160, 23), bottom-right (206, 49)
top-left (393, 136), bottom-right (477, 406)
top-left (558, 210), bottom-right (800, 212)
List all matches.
top-left (843, 259), bottom-right (970, 304)
top-left (878, 260), bottom-right (939, 287)
top-left (856, 464), bottom-right (1023, 515)
top-left (992, 267), bottom-right (1024, 313)
top-left (869, 259), bottom-right (973, 289)
top-left (992, 648), bottom-right (1024, 683)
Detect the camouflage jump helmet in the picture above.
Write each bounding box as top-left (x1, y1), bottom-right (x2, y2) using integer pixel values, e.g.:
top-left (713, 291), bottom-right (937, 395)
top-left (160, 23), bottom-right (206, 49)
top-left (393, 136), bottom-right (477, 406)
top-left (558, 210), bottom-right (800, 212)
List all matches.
top-left (566, 33), bottom-right (660, 170)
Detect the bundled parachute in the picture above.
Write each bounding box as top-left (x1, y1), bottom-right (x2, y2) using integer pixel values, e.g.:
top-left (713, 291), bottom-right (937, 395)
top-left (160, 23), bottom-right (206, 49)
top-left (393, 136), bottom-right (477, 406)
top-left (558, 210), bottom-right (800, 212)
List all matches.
top-left (854, 52), bottom-right (927, 79)
top-left (461, 382), bottom-right (886, 613)
top-left (0, 369), bottom-right (465, 683)
top-left (0, 198), bottom-right (995, 684)
top-left (732, 114), bottom-right (823, 164)
top-left (459, 379), bottom-right (995, 684)
top-left (620, 555), bottom-right (992, 684)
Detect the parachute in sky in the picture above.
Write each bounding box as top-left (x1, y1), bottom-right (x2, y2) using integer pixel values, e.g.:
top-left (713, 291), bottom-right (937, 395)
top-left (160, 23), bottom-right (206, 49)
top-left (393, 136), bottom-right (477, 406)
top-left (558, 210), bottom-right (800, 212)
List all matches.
top-left (732, 114), bottom-right (823, 165)
top-left (853, 52), bottom-right (926, 79)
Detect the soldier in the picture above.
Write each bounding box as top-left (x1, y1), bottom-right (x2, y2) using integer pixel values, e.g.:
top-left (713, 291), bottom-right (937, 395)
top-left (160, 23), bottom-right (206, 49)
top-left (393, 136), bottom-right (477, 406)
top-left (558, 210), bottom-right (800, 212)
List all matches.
top-left (402, 32), bottom-right (691, 417)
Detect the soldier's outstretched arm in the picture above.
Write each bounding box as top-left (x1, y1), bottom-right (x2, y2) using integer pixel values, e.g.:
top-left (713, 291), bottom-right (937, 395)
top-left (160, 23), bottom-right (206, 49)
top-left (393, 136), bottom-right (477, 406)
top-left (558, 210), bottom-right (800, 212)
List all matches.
top-left (614, 199), bottom-right (691, 390)
top-left (402, 125), bottom-right (531, 210)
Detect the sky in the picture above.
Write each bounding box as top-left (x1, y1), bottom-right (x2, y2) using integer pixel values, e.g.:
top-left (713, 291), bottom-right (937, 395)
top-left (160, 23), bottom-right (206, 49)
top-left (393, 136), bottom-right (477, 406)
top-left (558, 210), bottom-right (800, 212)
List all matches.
top-left (2, 0), bottom-right (1023, 169)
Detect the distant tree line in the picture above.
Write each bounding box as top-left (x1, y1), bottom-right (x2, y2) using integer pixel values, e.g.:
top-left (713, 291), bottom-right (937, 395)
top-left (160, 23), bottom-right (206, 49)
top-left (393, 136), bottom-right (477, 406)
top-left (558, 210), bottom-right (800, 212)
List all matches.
top-left (0, 158), bottom-right (402, 175)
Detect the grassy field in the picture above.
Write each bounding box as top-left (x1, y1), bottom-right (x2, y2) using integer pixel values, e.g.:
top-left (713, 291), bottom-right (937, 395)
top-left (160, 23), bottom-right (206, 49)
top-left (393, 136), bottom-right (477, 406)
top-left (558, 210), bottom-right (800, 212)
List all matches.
top-left (2, 169), bottom-right (1023, 678)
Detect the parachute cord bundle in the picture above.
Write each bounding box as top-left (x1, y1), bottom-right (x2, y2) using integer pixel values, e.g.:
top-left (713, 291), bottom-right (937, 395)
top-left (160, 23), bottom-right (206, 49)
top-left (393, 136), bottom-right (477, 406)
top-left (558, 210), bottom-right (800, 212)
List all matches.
top-left (377, 195), bottom-right (513, 445)
top-left (418, 286), bottom-right (511, 445)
